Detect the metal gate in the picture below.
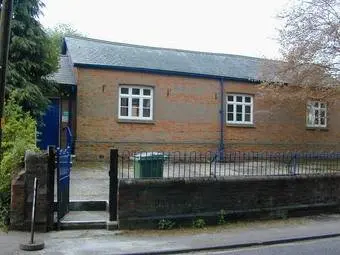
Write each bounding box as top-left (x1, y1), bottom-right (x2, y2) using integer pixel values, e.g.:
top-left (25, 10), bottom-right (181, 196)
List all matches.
top-left (56, 127), bottom-right (73, 226)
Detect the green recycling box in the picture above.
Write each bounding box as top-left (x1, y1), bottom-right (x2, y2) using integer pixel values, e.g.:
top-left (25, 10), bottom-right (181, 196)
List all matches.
top-left (131, 152), bottom-right (167, 178)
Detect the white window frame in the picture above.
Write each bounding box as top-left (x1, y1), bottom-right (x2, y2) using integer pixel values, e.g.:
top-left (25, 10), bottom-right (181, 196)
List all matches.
top-left (226, 94), bottom-right (253, 125)
top-left (118, 86), bottom-right (153, 120)
top-left (306, 100), bottom-right (327, 128)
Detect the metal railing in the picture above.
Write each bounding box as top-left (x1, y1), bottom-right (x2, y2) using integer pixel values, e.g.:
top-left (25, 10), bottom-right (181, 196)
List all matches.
top-left (118, 151), bottom-right (340, 179)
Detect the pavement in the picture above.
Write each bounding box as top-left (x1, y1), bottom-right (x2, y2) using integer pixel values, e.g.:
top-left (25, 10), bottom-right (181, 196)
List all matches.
top-left (2, 214), bottom-right (340, 255)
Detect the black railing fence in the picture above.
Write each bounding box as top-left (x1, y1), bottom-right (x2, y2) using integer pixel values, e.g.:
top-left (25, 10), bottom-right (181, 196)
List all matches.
top-left (118, 151), bottom-right (340, 179)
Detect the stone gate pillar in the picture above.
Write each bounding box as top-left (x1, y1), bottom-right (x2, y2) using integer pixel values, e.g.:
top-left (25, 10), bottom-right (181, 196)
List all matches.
top-left (10, 148), bottom-right (55, 231)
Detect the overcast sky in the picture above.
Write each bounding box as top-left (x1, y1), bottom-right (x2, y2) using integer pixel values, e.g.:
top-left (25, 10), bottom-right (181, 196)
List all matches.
top-left (39, 0), bottom-right (292, 59)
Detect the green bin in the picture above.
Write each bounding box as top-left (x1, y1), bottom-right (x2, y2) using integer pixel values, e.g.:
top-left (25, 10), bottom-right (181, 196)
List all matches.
top-left (131, 152), bottom-right (167, 178)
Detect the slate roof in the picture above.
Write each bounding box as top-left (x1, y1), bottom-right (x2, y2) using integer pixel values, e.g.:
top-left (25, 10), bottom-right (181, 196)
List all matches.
top-left (51, 55), bottom-right (76, 85)
top-left (63, 36), bottom-right (278, 82)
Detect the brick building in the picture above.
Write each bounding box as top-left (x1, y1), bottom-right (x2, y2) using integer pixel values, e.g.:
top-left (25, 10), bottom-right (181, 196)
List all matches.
top-left (43, 36), bottom-right (340, 161)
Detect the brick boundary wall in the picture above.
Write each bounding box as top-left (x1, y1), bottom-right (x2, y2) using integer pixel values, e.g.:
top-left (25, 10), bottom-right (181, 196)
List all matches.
top-left (118, 175), bottom-right (340, 229)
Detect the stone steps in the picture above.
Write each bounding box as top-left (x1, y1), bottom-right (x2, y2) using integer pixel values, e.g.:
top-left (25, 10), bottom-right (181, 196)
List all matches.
top-left (55, 200), bottom-right (118, 230)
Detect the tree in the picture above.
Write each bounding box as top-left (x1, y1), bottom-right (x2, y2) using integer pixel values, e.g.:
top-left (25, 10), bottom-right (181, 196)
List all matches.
top-left (47, 23), bottom-right (82, 46)
top-left (1, 0), bottom-right (59, 117)
top-left (46, 23), bottom-right (83, 65)
top-left (277, 0), bottom-right (340, 88)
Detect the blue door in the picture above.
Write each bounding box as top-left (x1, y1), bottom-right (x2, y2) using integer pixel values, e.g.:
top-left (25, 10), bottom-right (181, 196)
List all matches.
top-left (37, 98), bottom-right (60, 150)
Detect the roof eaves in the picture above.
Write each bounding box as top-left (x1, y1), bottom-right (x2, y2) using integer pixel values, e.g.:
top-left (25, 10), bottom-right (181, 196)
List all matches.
top-left (73, 63), bottom-right (262, 84)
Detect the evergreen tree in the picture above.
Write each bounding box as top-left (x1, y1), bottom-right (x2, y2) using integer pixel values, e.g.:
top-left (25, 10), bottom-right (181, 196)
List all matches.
top-left (1, 0), bottom-right (58, 117)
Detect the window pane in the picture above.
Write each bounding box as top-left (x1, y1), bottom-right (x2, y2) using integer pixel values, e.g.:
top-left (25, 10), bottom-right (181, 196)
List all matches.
top-left (307, 112), bottom-right (314, 125)
top-left (120, 88), bottom-right (129, 94)
top-left (245, 114), bottom-right (250, 122)
top-left (227, 95), bottom-right (234, 102)
top-left (236, 105), bottom-right (242, 113)
top-left (227, 113), bottom-right (234, 121)
top-left (245, 96), bottom-right (251, 103)
top-left (143, 89), bottom-right (151, 96)
top-left (314, 102), bottom-right (319, 107)
top-left (143, 109), bottom-right (151, 117)
top-left (120, 107), bottom-right (128, 116)
top-left (132, 98), bottom-right (140, 117)
top-left (236, 114), bottom-right (242, 121)
top-left (315, 110), bottom-right (319, 118)
top-left (227, 104), bottom-right (233, 112)
top-left (245, 105), bottom-right (251, 113)
top-left (132, 88), bottom-right (140, 95)
top-left (120, 98), bottom-right (128, 107)
top-left (132, 98), bottom-right (139, 107)
top-left (132, 107), bottom-right (139, 117)
top-left (320, 118), bottom-right (325, 125)
top-left (320, 103), bottom-right (326, 109)
top-left (315, 117), bottom-right (319, 125)
top-left (320, 110), bottom-right (325, 117)
top-left (236, 96), bottom-right (242, 102)
top-left (143, 99), bottom-right (150, 107)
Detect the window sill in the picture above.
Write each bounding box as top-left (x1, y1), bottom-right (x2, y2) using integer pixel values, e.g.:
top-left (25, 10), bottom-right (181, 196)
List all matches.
top-left (117, 119), bottom-right (155, 124)
top-left (306, 127), bottom-right (328, 131)
top-left (226, 123), bottom-right (255, 128)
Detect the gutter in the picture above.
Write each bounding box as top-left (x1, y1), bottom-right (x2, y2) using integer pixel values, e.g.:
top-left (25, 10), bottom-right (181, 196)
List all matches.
top-left (73, 63), bottom-right (262, 84)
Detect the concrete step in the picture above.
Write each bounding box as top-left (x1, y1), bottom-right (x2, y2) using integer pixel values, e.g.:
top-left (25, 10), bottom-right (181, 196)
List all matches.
top-left (58, 220), bottom-right (119, 230)
top-left (59, 220), bottom-right (108, 230)
top-left (56, 211), bottom-right (118, 230)
top-left (69, 200), bottom-right (108, 211)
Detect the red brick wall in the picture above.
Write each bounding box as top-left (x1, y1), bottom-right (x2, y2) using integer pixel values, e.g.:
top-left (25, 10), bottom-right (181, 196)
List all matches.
top-left (227, 84), bottom-right (340, 151)
top-left (75, 67), bottom-right (340, 161)
top-left (224, 83), bottom-right (340, 152)
top-left (118, 175), bottom-right (340, 229)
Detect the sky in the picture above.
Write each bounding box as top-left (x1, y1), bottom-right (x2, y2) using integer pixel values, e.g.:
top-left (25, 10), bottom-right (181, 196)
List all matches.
top-left (39, 0), bottom-right (292, 59)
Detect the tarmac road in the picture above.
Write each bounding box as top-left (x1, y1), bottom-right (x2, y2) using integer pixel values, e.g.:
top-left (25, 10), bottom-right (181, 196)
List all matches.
top-left (192, 236), bottom-right (340, 255)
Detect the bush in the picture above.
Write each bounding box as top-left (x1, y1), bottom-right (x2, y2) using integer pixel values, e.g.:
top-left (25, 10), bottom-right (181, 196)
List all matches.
top-left (0, 96), bottom-right (37, 228)
top-left (192, 218), bottom-right (206, 229)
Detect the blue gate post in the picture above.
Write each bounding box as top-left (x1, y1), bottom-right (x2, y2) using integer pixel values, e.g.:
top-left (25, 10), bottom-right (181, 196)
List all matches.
top-left (64, 126), bottom-right (73, 150)
top-left (109, 149), bottom-right (118, 222)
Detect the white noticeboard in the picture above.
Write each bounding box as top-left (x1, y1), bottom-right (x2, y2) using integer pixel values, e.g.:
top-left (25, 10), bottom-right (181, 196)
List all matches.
top-left (62, 111), bottom-right (69, 123)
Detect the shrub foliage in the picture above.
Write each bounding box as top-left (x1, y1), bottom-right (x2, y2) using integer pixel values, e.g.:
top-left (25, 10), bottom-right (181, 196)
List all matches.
top-left (0, 97), bottom-right (37, 227)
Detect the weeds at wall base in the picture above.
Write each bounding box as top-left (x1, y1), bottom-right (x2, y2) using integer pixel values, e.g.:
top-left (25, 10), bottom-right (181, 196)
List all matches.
top-left (192, 218), bottom-right (206, 229)
top-left (158, 219), bottom-right (176, 230)
top-left (0, 191), bottom-right (10, 230)
top-left (218, 209), bottom-right (227, 225)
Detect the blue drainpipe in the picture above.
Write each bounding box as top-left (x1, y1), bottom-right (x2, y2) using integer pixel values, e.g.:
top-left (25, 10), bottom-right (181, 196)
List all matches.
top-left (218, 78), bottom-right (225, 159)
